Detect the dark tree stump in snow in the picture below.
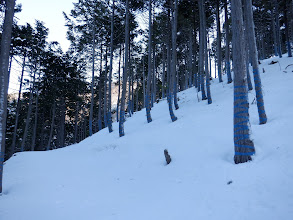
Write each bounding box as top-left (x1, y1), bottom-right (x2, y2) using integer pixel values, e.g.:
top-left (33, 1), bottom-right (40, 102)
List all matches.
top-left (268, 60), bottom-right (278, 65)
top-left (164, 149), bottom-right (171, 165)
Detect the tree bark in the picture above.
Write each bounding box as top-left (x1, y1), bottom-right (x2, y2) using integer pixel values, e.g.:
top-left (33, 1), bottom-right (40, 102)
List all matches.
top-left (273, 0), bottom-right (282, 58)
top-left (224, 0), bottom-right (232, 83)
top-left (31, 71), bottom-right (41, 151)
top-left (162, 46), bottom-right (166, 99)
top-left (47, 102), bottom-right (56, 151)
top-left (271, 12), bottom-right (278, 56)
top-left (152, 45), bottom-right (156, 105)
top-left (10, 56), bottom-right (26, 155)
top-left (198, 0), bottom-right (207, 101)
top-left (284, 6), bottom-right (292, 57)
top-left (231, 0), bottom-right (255, 164)
top-left (172, 0), bottom-right (179, 110)
top-left (216, 0), bottom-right (223, 83)
top-left (74, 101), bottom-right (79, 143)
top-left (107, 0), bottom-right (115, 133)
top-left (20, 69), bottom-right (37, 152)
top-left (0, 0), bottom-right (16, 193)
top-left (104, 46), bottom-right (108, 127)
top-left (116, 46), bottom-right (122, 122)
top-left (119, 0), bottom-right (130, 137)
top-left (166, 1), bottom-right (177, 122)
top-left (204, 13), bottom-right (212, 104)
top-left (89, 28), bottom-right (96, 136)
top-left (188, 30), bottom-right (193, 89)
top-left (145, 0), bottom-right (153, 123)
top-left (142, 57), bottom-right (145, 108)
top-left (98, 44), bottom-right (103, 130)
top-left (244, 0), bottom-right (267, 125)
top-left (58, 97), bottom-right (65, 148)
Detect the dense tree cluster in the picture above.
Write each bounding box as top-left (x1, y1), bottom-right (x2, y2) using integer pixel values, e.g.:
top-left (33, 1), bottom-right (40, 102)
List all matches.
top-left (1, 0), bottom-right (292, 192)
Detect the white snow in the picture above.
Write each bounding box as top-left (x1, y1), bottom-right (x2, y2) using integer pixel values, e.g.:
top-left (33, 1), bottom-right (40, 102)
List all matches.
top-left (1, 55), bottom-right (293, 220)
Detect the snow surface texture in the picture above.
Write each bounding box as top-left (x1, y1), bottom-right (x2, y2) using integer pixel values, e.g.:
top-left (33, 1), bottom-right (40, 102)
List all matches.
top-left (1, 55), bottom-right (293, 220)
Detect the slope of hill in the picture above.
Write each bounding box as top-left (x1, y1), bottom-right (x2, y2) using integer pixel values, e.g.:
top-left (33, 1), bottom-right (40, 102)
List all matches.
top-left (1, 55), bottom-right (293, 220)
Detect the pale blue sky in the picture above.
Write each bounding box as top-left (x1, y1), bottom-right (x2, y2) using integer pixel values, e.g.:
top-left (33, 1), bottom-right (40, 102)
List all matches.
top-left (9, 0), bottom-right (76, 93)
top-left (15, 0), bottom-right (76, 51)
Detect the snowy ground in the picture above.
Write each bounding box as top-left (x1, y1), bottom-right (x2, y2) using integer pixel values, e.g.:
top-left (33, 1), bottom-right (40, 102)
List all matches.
top-left (1, 55), bottom-right (293, 220)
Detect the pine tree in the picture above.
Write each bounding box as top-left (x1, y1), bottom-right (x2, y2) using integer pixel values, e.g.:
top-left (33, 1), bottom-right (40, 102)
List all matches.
top-left (145, 0), bottom-right (153, 123)
top-left (272, 0), bottom-right (282, 58)
top-left (216, 0), bottom-right (223, 83)
top-left (244, 0), bottom-right (267, 125)
top-left (198, 0), bottom-right (207, 101)
top-left (0, 0), bottom-right (16, 194)
top-left (224, 0), bottom-right (232, 84)
top-left (119, 0), bottom-right (130, 137)
top-left (231, 0), bottom-right (255, 164)
top-left (107, 0), bottom-right (115, 133)
top-left (203, 0), bottom-right (212, 104)
top-left (171, 0), bottom-right (179, 110)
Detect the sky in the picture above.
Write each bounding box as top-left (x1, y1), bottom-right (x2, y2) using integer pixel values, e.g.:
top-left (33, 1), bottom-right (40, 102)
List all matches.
top-left (8, 0), bottom-right (76, 93)
top-left (15, 0), bottom-right (76, 51)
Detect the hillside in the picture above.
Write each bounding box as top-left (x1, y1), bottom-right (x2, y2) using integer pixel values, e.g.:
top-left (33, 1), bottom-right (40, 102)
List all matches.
top-left (1, 55), bottom-right (293, 220)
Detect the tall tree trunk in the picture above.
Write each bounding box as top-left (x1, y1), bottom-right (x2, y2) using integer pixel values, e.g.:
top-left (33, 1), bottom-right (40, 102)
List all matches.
top-left (7, 55), bottom-right (13, 87)
top-left (172, 0), bottom-right (179, 110)
top-left (224, 0), bottom-right (232, 83)
top-left (162, 46), bottom-right (166, 99)
top-left (116, 46), bottom-right (122, 122)
top-left (119, 0), bottom-right (130, 137)
top-left (21, 69), bottom-right (37, 152)
top-left (152, 45), bottom-right (156, 104)
top-left (0, 0), bottom-right (15, 193)
top-left (145, 0), bottom-right (153, 123)
top-left (74, 101), bottom-right (79, 143)
top-left (273, 0), bottom-right (282, 58)
top-left (271, 12), bottom-right (278, 56)
top-left (142, 57), bottom-right (146, 108)
top-left (198, 0), bottom-right (207, 101)
top-left (204, 11), bottom-right (212, 104)
top-left (244, 0), bottom-right (267, 125)
top-left (260, 32), bottom-right (265, 59)
top-left (104, 46), bottom-right (108, 127)
top-left (216, 0), bottom-right (223, 83)
top-left (128, 46), bottom-right (133, 116)
top-left (80, 106), bottom-right (85, 141)
top-left (243, 10), bottom-right (253, 91)
top-left (290, 0), bottom-right (293, 43)
top-left (184, 59), bottom-right (188, 90)
top-left (284, 7), bottom-right (292, 57)
top-left (58, 97), bottom-right (65, 148)
top-left (231, 0), bottom-right (255, 164)
top-left (39, 111), bottom-right (46, 150)
top-left (83, 114), bottom-right (87, 140)
top-left (136, 76), bottom-right (139, 112)
top-left (98, 44), bottom-right (103, 130)
top-left (131, 59), bottom-right (134, 112)
top-left (31, 72), bottom-right (40, 151)
top-left (47, 102), bottom-right (56, 151)
top-left (188, 30), bottom-right (193, 89)
top-left (107, 0), bottom-right (115, 133)
top-left (10, 56), bottom-right (26, 155)
top-left (89, 29), bottom-right (96, 136)
top-left (166, 2), bottom-right (177, 122)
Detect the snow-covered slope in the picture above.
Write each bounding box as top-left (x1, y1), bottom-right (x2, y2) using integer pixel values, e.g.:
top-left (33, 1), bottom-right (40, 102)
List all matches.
top-left (1, 55), bottom-right (293, 220)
